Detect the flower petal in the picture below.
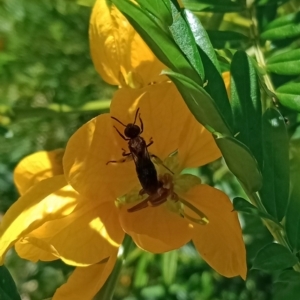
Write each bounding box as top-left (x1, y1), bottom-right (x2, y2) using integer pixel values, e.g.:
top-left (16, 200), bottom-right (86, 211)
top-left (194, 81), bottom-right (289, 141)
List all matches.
top-left (15, 237), bottom-right (59, 262)
top-left (0, 175), bottom-right (77, 264)
top-left (222, 71), bottom-right (231, 98)
top-left (63, 113), bottom-right (138, 201)
top-left (89, 0), bottom-right (165, 87)
top-left (178, 116), bottom-right (221, 169)
top-left (14, 149), bottom-right (64, 195)
top-left (19, 200), bottom-right (124, 266)
top-left (130, 232), bottom-right (179, 253)
top-left (119, 203), bottom-right (193, 252)
top-left (181, 185), bottom-right (247, 279)
top-left (53, 252), bottom-right (118, 300)
top-left (110, 82), bottom-right (192, 159)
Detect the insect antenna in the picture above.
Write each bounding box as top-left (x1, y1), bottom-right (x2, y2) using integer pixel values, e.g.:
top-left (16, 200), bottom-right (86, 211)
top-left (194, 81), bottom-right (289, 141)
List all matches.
top-left (111, 116), bottom-right (127, 127)
top-left (133, 108), bottom-right (140, 125)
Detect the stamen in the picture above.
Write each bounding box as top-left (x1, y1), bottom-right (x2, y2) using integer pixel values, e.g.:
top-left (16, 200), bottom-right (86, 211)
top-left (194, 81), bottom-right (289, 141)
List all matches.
top-left (179, 199), bottom-right (209, 225)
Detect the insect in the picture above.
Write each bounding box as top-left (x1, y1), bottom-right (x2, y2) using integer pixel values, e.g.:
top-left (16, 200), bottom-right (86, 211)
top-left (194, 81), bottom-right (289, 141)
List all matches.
top-left (107, 108), bottom-right (173, 212)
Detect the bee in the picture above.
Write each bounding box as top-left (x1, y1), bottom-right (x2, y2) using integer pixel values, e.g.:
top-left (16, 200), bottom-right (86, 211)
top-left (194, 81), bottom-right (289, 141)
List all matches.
top-left (107, 108), bottom-right (173, 211)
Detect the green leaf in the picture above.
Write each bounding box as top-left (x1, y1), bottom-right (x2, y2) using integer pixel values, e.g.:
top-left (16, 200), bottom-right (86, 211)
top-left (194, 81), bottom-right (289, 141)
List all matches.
top-left (261, 11), bottom-right (300, 40)
top-left (163, 70), bottom-right (232, 135)
top-left (267, 49), bottom-right (300, 75)
top-left (274, 270), bottom-right (300, 300)
top-left (137, 0), bottom-right (173, 26)
top-left (276, 82), bottom-right (300, 113)
top-left (233, 197), bottom-right (279, 223)
top-left (0, 265), bottom-right (21, 300)
top-left (162, 250), bottom-right (178, 285)
top-left (183, 10), bottom-right (220, 72)
top-left (286, 177), bottom-right (300, 251)
top-left (276, 270), bottom-right (300, 284)
top-left (231, 50), bottom-right (263, 169)
top-left (207, 30), bottom-right (248, 48)
top-left (76, 0), bottom-right (95, 6)
top-left (183, 10), bottom-right (233, 128)
top-left (182, 0), bottom-right (245, 12)
top-left (252, 243), bottom-right (298, 271)
top-left (169, 3), bottom-right (204, 80)
top-left (111, 0), bottom-right (202, 85)
top-left (260, 108), bottom-right (289, 221)
top-left (134, 252), bottom-right (154, 288)
top-left (256, 0), bottom-right (290, 5)
top-left (215, 136), bottom-right (262, 193)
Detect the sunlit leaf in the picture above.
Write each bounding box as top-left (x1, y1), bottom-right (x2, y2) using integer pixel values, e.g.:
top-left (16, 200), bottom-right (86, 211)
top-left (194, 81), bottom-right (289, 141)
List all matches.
top-left (276, 82), bottom-right (300, 113)
top-left (169, 3), bottom-right (204, 80)
top-left (163, 70), bottom-right (232, 135)
top-left (112, 0), bottom-right (202, 85)
top-left (267, 49), bottom-right (300, 75)
top-left (261, 11), bottom-right (300, 40)
top-left (183, 10), bottom-right (233, 128)
top-left (138, 0), bottom-right (172, 26)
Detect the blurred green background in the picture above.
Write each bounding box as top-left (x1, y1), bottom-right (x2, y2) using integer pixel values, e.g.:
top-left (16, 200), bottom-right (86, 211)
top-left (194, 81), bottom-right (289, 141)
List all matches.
top-left (0, 0), bottom-right (292, 299)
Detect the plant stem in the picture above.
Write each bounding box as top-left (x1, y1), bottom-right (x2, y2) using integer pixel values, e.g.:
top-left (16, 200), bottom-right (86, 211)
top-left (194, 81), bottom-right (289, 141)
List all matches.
top-left (95, 235), bottom-right (134, 299)
top-left (247, 191), bottom-right (300, 272)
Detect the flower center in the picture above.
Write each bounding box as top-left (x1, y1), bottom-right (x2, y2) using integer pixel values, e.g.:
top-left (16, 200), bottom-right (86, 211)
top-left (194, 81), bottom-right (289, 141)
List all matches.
top-left (121, 154), bottom-right (209, 225)
top-left (127, 173), bottom-right (177, 212)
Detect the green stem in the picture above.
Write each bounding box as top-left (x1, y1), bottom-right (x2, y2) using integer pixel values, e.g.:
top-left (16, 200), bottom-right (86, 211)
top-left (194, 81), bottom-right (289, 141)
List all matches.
top-left (95, 235), bottom-right (134, 299)
top-left (7, 100), bottom-right (111, 120)
top-left (247, 191), bottom-right (300, 272)
top-left (248, 6), bottom-right (277, 110)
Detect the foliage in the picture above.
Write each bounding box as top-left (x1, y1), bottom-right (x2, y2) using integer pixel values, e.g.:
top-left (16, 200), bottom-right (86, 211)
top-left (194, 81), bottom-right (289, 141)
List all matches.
top-left (1, 0), bottom-right (300, 299)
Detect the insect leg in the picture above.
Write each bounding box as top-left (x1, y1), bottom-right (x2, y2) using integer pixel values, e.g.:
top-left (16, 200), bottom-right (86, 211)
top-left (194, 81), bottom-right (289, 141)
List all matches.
top-left (127, 188), bottom-right (169, 212)
top-left (106, 154), bottom-right (133, 165)
top-left (146, 137), bottom-right (153, 147)
top-left (122, 148), bottom-right (131, 157)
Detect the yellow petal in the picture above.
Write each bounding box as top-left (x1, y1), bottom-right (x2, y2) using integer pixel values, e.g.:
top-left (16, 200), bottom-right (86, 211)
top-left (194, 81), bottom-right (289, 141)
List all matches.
top-left (119, 203), bottom-right (193, 252)
top-left (130, 232), bottom-right (179, 253)
top-left (53, 252), bottom-right (118, 300)
top-left (14, 149), bottom-right (64, 195)
top-left (15, 237), bottom-right (59, 262)
top-left (110, 82), bottom-right (192, 159)
top-left (0, 175), bottom-right (77, 264)
top-left (222, 71), bottom-right (231, 99)
top-left (19, 200), bottom-right (124, 266)
top-left (178, 116), bottom-right (221, 168)
top-left (89, 0), bottom-right (165, 87)
top-left (181, 185), bottom-right (247, 279)
top-left (63, 113), bottom-right (139, 200)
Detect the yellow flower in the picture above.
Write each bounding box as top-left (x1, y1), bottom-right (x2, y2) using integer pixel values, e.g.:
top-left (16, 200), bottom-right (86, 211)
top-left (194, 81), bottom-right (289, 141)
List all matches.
top-left (90, 0), bottom-right (166, 88)
top-left (63, 81), bottom-right (247, 279)
top-left (222, 71), bottom-right (231, 99)
top-left (0, 150), bottom-right (121, 300)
